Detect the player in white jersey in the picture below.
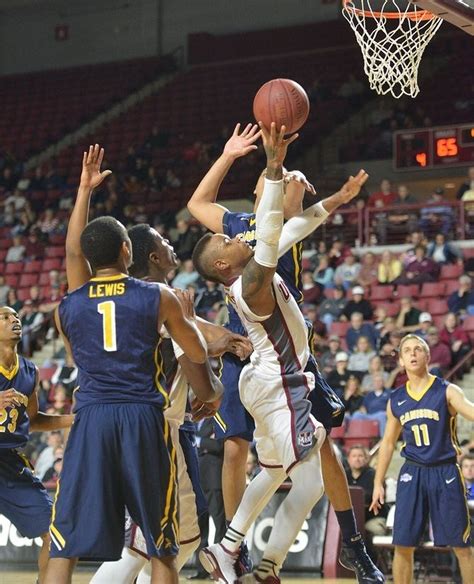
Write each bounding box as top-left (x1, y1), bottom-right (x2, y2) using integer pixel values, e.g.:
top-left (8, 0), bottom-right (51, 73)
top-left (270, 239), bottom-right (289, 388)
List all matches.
top-left (192, 122), bottom-right (368, 583)
top-left (65, 146), bottom-right (251, 583)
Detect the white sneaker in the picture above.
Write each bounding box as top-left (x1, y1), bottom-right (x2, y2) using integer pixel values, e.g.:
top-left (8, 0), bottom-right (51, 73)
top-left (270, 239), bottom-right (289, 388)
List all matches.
top-left (199, 543), bottom-right (239, 584)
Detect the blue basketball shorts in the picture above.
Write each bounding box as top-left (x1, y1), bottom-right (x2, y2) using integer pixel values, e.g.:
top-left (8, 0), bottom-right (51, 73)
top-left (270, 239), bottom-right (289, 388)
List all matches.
top-left (213, 353), bottom-right (254, 442)
top-left (49, 403), bottom-right (178, 561)
top-left (393, 460), bottom-right (471, 547)
top-left (305, 354), bottom-right (345, 432)
top-left (0, 449), bottom-right (52, 539)
top-left (179, 423), bottom-right (208, 518)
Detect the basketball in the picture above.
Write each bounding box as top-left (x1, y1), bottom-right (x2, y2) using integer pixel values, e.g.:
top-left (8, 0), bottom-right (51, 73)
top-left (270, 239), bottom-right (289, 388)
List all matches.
top-left (253, 78), bottom-right (310, 134)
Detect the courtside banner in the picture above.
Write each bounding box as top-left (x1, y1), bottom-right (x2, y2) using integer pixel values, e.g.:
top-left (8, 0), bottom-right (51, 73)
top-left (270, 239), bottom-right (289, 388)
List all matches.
top-left (0, 514), bottom-right (41, 562)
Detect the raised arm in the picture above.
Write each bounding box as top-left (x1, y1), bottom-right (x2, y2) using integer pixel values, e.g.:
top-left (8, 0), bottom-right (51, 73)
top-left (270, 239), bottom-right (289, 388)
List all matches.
top-left (187, 123), bottom-right (261, 233)
top-left (277, 170), bottom-right (369, 258)
top-left (27, 369), bottom-right (74, 432)
top-left (242, 122), bottom-right (298, 316)
top-left (369, 401), bottom-right (402, 515)
top-left (66, 144), bottom-right (112, 291)
top-left (447, 383), bottom-right (474, 421)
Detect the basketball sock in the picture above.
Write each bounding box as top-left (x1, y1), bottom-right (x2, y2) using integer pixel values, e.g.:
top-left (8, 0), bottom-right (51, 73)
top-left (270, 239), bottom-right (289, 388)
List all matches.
top-left (90, 547), bottom-right (145, 583)
top-left (255, 557), bottom-right (280, 580)
top-left (260, 447), bottom-right (324, 573)
top-left (221, 467), bottom-right (286, 553)
top-left (335, 509), bottom-right (359, 543)
top-left (136, 561), bottom-right (151, 584)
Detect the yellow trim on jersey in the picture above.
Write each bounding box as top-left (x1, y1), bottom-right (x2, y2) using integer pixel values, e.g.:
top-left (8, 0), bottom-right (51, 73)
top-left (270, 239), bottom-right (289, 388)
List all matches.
top-left (292, 242), bottom-right (304, 304)
top-left (214, 412), bottom-right (227, 432)
top-left (18, 452), bottom-right (34, 472)
top-left (450, 416), bottom-right (462, 456)
top-left (154, 338), bottom-right (170, 409)
top-left (157, 419), bottom-right (178, 546)
top-left (456, 464), bottom-right (472, 543)
top-left (50, 524), bottom-right (66, 549)
top-left (0, 354), bottom-right (19, 380)
top-left (50, 478), bottom-right (66, 549)
top-left (406, 374), bottom-right (436, 402)
top-left (216, 357), bottom-right (224, 381)
top-left (90, 273), bottom-right (128, 282)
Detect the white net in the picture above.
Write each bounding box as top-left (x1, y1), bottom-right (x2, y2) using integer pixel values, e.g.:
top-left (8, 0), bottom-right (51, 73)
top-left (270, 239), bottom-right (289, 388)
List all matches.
top-left (342, 0), bottom-right (443, 98)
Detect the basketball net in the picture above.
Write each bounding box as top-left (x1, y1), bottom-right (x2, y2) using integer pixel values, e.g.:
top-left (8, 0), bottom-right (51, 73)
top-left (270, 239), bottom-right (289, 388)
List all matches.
top-left (342, 0), bottom-right (443, 98)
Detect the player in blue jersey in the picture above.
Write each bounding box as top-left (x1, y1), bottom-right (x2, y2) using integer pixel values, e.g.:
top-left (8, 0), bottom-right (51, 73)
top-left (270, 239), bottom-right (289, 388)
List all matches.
top-left (0, 305), bottom-right (74, 583)
top-left (370, 334), bottom-right (474, 584)
top-left (43, 216), bottom-right (216, 584)
top-left (188, 124), bottom-right (384, 583)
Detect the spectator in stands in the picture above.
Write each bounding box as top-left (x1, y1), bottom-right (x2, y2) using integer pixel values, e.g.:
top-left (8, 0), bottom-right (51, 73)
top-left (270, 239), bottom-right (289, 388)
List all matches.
top-left (426, 326), bottom-right (451, 376)
top-left (320, 335), bottom-right (342, 376)
top-left (4, 188), bottom-right (27, 212)
top-left (301, 270), bottom-right (323, 305)
top-left (456, 166), bottom-right (474, 200)
top-left (50, 383), bottom-right (71, 414)
top-left (345, 446), bottom-right (387, 558)
top-left (394, 244), bottom-right (440, 284)
top-left (1, 202), bottom-right (16, 227)
top-left (379, 333), bottom-right (403, 373)
top-left (34, 430), bottom-right (63, 480)
top-left (439, 313), bottom-right (471, 368)
top-left (377, 250), bottom-right (402, 284)
top-left (0, 167), bottom-right (18, 192)
top-left (396, 297), bottom-right (422, 333)
top-left (5, 234), bottom-right (25, 263)
top-left (37, 208), bottom-right (59, 235)
top-left (328, 237), bottom-right (351, 268)
top-left (447, 275), bottom-right (474, 314)
top-left (24, 227), bottom-right (45, 260)
top-left (340, 375), bottom-right (364, 415)
top-left (351, 374), bottom-right (390, 435)
top-left (378, 316), bottom-right (397, 347)
top-left (346, 312), bottom-right (378, 352)
top-left (30, 166), bottom-right (47, 191)
top-left (42, 451), bottom-right (63, 485)
top-left (375, 184), bottom-right (418, 244)
top-left (174, 218), bottom-right (202, 261)
top-left (51, 354), bottom-right (78, 396)
top-left (357, 252), bottom-right (378, 288)
top-left (20, 299), bottom-right (44, 356)
top-left (318, 284), bottom-right (347, 328)
top-left (6, 288), bottom-right (22, 313)
top-left (195, 280), bottom-right (224, 319)
top-left (348, 336), bottom-right (376, 374)
top-left (326, 351), bottom-right (351, 394)
top-left (373, 306), bottom-right (387, 332)
top-left (303, 304), bottom-right (327, 341)
top-left (171, 259), bottom-right (200, 289)
top-left (165, 168), bottom-right (182, 188)
top-left (341, 286), bottom-right (373, 321)
top-left (459, 454), bottom-right (474, 505)
top-left (368, 179), bottom-right (396, 209)
top-left (246, 450), bottom-right (260, 483)
top-left (334, 252), bottom-right (361, 290)
top-left (416, 312), bottom-right (433, 339)
top-left (313, 254), bottom-right (334, 289)
top-left (361, 355), bottom-right (390, 392)
top-left (426, 233), bottom-right (462, 265)
top-left (0, 276), bottom-right (10, 305)
top-left (419, 187), bottom-right (454, 237)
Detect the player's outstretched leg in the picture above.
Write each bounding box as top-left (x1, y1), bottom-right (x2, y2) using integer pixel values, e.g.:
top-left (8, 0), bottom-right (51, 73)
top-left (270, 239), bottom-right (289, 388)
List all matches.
top-left (44, 557), bottom-right (78, 584)
top-left (453, 547), bottom-right (474, 583)
top-left (37, 534), bottom-right (51, 584)
top-left (392, 546), bottom-right (415, 584)
top-left (321, 438), bottom-right (384, 583)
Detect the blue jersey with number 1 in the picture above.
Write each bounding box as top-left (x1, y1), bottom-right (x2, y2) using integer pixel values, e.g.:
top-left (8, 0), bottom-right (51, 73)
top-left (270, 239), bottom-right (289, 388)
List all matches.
top-left (58, 275), bottom-right (168, 411)
top-left (223, 211), bottom-right (303, 334)
top-left (390, 375), bottom-right (461, 465)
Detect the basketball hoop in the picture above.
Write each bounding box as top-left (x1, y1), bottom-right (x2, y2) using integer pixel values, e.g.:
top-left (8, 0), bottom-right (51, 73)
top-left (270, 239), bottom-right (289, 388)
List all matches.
top-left (342, 0), bottom-right (443, 98)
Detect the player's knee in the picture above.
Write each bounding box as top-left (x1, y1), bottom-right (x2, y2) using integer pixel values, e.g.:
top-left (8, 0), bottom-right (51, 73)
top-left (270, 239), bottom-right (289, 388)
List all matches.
top-left (41, 532), bottom-right (50, 543)
top-left (223, 437), bottom-right (248, 466)
top-left (453, 547), bottom-right (472, 560)
top-left (395, 545), bottom-right (415, 557)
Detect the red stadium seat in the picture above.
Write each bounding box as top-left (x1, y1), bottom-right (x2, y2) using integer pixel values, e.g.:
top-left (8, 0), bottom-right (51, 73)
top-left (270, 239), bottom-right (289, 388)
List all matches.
top-left (41, 259), bottom-right (62, 272)
top-left (17, 288), bottom-right (30, 302)
top-left (370, 285), bottom-right (394, 302)
top-left (39, 272), bottom-right (51, 286)
top-left (330, 425), bottom-right (346, 441)
top-left (39, 367), bottom-right (56, 381)
top-left (463, 316), bottom-right (474, 332)
top-left (378, 302), bottom-right (400, 317)
top-left (5, 262), bottom-right (23, 275)
top-left (45, 246), bottom-right (65, 259)
top-left (462, 247), bottom-right (474, 259)
top-left (444, 279), bottom-right (460, 296)
top-left (420, 282), bottom-right (446, 298)
top-left (396, 284), bottom-right (420, 298)
top-left (24, 261), bottom-right (42, 274)
top-left (0, 238), bottom-right (12, 250)
top-left (5, 275), bottom-right (19, 287)
top-left (426, 299), bottom-right (449, 316)
top-left (440, 264), bottom-right (463, 280)
top-left (330, 321), bottom-right (351, 337)
top-left (344, 419), bottom-right (380, 450)
top-left (19, 273), bottom-right (39, 288)
top-left (0, 251), bottom-right (6, 262)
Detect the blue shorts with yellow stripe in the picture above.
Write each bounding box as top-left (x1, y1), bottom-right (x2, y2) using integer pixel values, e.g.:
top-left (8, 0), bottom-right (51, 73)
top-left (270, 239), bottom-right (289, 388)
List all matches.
top-left (0, 449), bottom-right (52, 539)
top-left (213, 353), bottom-right (254, 442)
top-left (393, 460), bottom-right (471, 547)
top-left (49, 403), bottom-right (178, 561)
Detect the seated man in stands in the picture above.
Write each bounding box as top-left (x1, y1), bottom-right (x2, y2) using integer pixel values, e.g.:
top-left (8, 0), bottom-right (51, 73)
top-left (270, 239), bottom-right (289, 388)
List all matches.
top-left (396, 297), bottom-right (422, 333)
top-left (426, 326), bottom-right (452, 376)
top-left (427, 233), bottom-right (462, 265)
top-left (448, 275), bottom-right (474, 315)
top-left (419, 187), bottom-right (454, 237)
top-left (342, 286), bottom-right (373, 321)
top-left (375, 185), bottom-right (418, 244)
top-left (394, 244), bottom-right (440, 285)
top-left (351, 374), bottom-right (390, 436)
top-left (459, 454), bottom-right (474, 507)
top-left (346, 312), bottom-right (378, 352)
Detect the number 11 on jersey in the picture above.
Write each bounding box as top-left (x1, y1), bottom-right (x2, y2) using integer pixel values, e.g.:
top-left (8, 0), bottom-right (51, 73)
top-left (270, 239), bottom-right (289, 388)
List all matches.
top-left (98, 301), bottom-right (117, 352)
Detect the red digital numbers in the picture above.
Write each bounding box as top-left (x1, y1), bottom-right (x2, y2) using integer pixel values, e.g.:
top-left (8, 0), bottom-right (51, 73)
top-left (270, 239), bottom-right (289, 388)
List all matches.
top-left (436, 137), bottom-right (458, 157)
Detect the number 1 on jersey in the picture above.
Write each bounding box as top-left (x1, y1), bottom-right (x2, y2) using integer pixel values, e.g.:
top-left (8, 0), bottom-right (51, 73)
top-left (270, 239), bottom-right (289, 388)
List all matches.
top-left (98, 301), bottom-right (117, 352)
top-left (411, 423), bottom-right (430, 447)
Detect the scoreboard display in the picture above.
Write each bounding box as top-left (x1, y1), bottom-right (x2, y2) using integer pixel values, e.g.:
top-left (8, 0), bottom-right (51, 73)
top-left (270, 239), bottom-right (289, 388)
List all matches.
top-left (394, 124), bottom-right (474, 170)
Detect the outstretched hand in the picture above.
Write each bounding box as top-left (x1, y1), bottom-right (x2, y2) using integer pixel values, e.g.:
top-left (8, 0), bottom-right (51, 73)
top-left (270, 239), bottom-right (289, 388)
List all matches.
top-left (369, 483), bottom-right (385, 516)
top-left (223, 123), bottom-right (261, 159)
top-left (339, 169), bottom-right (369, 204)
top-left (80, 144), bottom-right (112, 191)
top-left (284, 170), bottom-right (316, 196)
top-left (259, 122), bottom-right (298, 169)
top-left (191, 396), bottom-right (221, 422)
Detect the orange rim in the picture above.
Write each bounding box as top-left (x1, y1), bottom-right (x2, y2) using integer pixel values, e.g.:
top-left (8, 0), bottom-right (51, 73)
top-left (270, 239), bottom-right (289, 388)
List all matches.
top-left (342, 0), bottom-right (437, 20)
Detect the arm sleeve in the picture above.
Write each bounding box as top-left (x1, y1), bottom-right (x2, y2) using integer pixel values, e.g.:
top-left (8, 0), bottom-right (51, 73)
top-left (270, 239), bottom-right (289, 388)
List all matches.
top-left (254, 178), bottom-right (284, 268)
top-left (278, 201), bottom-right (329, 258)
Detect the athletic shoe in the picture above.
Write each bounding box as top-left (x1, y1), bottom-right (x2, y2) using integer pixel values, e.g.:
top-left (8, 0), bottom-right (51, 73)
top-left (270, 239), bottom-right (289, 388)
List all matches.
top-left (199, 543), bottom-right (239, 584)
top-left (235, 540), bottom-right (254, 577)
top-left (339, 533), bottom-right (385, 583)
top-left (253, 573), bottom-right (281, 583)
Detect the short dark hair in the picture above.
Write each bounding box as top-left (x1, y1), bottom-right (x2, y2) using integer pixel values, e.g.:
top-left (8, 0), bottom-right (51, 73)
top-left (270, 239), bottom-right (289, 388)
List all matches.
top-left (192, 233), bottom-right (220, 283)
top-left (80, 217), bottom-right (128, 271)
top-left (128, 224), bottom-right (156, 278)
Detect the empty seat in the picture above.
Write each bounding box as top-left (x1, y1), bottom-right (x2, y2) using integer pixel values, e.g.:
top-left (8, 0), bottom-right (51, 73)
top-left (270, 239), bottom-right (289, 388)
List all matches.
top-left (329, 321), bottom-right (351, 337)
top-left (420, 282), bottom-right (446, 298)
top-left (370, 286), bottom-right (394, 302)
top-left (396, 284), bottom-right (420, 298)
top-left (425, 299), bottom-right (449, 316)
top-left (440, 264), bottom-right (463, 280)
top-left (42, 259), bottom-right (62, 272)
top-left (19, 273), bottom-right (39, 288)
top-left (5, 262), bottom-right (23, 275)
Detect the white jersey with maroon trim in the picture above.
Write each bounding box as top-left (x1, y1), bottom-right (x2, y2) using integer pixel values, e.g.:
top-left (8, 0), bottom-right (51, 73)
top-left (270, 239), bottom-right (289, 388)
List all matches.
top-left (229, 272), bottom-right (309, 378)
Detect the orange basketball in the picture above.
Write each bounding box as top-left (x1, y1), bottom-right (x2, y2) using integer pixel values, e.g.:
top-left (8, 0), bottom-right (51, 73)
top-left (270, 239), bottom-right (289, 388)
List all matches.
top-left (253, 79), bottom-right (310, 134)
